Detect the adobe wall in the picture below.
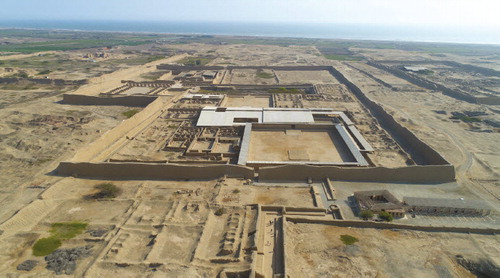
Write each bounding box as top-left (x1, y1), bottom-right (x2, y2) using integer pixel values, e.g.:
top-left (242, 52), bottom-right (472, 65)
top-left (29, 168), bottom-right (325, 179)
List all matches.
top-left (157, 65), bottom-right (335, 71)
top-left (328, 66), bottom-right (451, 166)
top-left (258, 164), bottom-right (456, 183)
top-left (157, 65), bottom-right (225, 71)
top-left (56, 162), bottom-right (254, 180)
top-left (476, 96), bottom-right (500, 105)
top-left (367, 62), bottom-right (478, 103)
top-left (61, 94), bottom-right (157, 106)
top-left (202, 84), bottom-right (314, 91)
top-left (0, 78), bottom-right (87, 85)
top-left (374, 60), bottom-right (500, 78)
top-left (70, 96), bottom-right (169, 162)
top-left (286, 217), bottom-right (500, 235)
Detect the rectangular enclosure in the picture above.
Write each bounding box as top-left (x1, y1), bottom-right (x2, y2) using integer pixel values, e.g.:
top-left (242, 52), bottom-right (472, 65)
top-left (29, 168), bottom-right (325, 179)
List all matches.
top-left (247, 128), bottom-right (356, 163)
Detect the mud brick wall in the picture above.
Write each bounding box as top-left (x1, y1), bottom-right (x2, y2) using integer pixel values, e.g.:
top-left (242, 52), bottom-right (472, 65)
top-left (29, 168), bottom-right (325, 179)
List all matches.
top-left (62, 94), bottom-right (157, 106)
top-left (56, 162), bottom-right (254, 179)
top-left (258, 164), bottom-right (455, 183)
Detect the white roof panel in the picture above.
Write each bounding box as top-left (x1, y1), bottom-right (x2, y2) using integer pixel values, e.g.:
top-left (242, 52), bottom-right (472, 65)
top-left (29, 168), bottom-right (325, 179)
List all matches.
top-left (197, 107), bottom-right (262, 126)
top-left (197, 107), bottom-right (334, 126)
top-left (263, 110), bottom-right (314, 123)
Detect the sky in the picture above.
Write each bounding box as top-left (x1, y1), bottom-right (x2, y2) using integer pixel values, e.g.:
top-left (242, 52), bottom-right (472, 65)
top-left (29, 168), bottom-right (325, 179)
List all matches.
top-left (1, 0), bottom-right (499, 29)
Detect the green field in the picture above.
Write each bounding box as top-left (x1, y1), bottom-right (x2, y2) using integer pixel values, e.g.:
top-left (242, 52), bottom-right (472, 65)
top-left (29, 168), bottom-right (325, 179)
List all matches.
top-left (32, 222), bottom-right (88, 256)
top-left (0, 39), bottom-right (154, 53)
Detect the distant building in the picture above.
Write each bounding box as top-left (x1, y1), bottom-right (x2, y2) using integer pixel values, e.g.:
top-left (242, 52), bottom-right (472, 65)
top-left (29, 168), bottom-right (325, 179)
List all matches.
top-left (404, 197), bottom-right (491, 216)
top-left (403, 66), bottom-right (428, 73)
top-left (353, 190), bottom-right (405, 217)
top-left (202, 71), bottom-right (218, 79)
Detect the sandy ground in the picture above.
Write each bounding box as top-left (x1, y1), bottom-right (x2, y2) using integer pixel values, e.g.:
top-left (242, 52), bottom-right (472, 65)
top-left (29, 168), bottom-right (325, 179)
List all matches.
top-left (0, 39), bottom-right (499, 277)
top-left (0, 94), bottom-right (130, 224)
top-left (286, 223), bottom-right (499, 277)
top-left (275, 70), bottom-right (340, 84)
top-left (225, 95), bottom-right (272, 107)
top-left (248, 129), bottom-right (352, 163)
top-left (0, 51), bottom-right (187, 225)
top-left (70, 54), bottom-right (187, 96)
top-left (338, 61), bottom-right (500, 204)
top-left (0, 177), bottom-right (255, 276)
top-left (217, 181), bottom-right (314, 208)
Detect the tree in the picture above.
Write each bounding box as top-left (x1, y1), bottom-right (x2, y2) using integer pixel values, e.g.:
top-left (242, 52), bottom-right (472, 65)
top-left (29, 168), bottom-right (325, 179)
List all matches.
top-left (359, 210), bottom-right (374, 220)
top-left (379, 211), bottom-right (393, 222)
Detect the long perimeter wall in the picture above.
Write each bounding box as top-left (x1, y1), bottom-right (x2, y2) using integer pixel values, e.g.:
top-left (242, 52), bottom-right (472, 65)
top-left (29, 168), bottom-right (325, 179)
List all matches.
top-left (56, 162), bottom-right (254, 180)
top-left (62, 94), bottom-right (157, 106)
top-left (286, 217), bottom-right (500, 235)
top-left (56, 65), bottom-right (456, 183)
top-left (327, 66), bottom-right (451, 166)
top-left (258, 164), bottom-right (455, 183)
top-left (70, 96), bottom-right (169, 162)
top-left (55, 162), bottom-right (455, 183)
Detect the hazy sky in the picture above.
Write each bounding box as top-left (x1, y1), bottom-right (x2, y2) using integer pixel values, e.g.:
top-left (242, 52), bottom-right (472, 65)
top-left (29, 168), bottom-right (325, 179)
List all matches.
top-left (2, 0), bottom-right (499, 28)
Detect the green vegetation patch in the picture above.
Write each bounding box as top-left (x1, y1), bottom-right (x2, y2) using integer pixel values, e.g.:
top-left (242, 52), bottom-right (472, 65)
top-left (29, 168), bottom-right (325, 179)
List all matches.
top-left (32, 237), bottom-right (62, 256)
top-left (378, 211), bottom-right (394, 222)
top-left (256, 70), bottom-right (275, 79)
top-left (122, 109), bottom-right (140, 118)
top-left (32, 222), bottom-right (88, 256)
top-left (268, 87), bottom-right (300, 94)
top-left (318, 45), bottom-right (363, 61)
top-left (0, 38), bottom-right (154, 54)
top-left (177, 56), bottom-right (214, 66)
top-left (50, 222), bottom-right (88, 240)
top-left (340, 234), bottom-right (359, 245)
top-left (84, 183), bottom-right (122, 200)
top-left (359, 210), bottom-right (374, 219)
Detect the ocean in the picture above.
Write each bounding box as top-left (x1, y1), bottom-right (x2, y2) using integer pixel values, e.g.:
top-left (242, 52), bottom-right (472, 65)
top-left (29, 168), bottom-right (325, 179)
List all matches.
top-left (0, 20), bottom-right (499, 45)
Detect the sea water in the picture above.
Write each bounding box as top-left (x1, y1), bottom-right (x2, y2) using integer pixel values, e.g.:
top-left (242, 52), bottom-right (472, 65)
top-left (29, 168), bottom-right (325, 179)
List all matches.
top-left (0, 20), bottom-right (498, 45)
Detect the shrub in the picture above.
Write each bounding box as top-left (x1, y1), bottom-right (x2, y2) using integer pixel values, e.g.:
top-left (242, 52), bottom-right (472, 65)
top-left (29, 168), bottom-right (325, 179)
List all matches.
top-left (232, 189), bottom-right (240, 194)
top-left (359, 210), bottom-right (374, 219)
top-left (85, 183), bottom-right (121, 200)
top-left (214, 208), bottom-right (226, 216)
top-left (32, 237), bottom-right (61, 256)
top-left (340, 234), bottom-right (359, 245)
top-left (379, 211), bottom-right (394, 222)
top-left (256, 70), bottom-right (274, 79)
